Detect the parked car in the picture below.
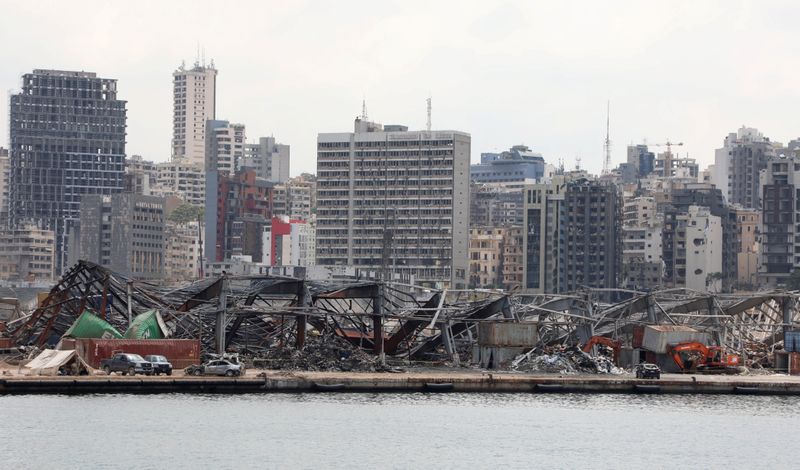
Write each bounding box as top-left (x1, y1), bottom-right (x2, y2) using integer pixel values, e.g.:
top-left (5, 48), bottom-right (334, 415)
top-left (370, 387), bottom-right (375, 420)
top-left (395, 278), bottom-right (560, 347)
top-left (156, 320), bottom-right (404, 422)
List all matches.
top-left (635, 362), bottom-right (661, 379)
top-left (144, 355), bottom-right (173, 376)
top-left (185, 359), bottom-right (242, 377)
top-left (101, 353), bottom-right (153, 376)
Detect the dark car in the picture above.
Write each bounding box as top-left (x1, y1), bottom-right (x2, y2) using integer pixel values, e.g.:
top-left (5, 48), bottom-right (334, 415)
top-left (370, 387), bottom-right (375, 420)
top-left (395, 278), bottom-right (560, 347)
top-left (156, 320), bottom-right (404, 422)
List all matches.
top-left (144, 355), bottom-right (173, 376)
top-left (101, 353), bottom-right (153, 376)
top-left (635, 363), bottom-right (661, 379)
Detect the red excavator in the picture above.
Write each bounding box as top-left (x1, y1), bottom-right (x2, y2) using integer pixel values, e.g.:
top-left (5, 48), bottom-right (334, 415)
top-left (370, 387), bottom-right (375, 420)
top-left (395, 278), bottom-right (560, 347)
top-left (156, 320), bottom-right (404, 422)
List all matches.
top-left (581, 336), bottom-right (621, 364)
top-left (667, 342), bottom-right (740, 373)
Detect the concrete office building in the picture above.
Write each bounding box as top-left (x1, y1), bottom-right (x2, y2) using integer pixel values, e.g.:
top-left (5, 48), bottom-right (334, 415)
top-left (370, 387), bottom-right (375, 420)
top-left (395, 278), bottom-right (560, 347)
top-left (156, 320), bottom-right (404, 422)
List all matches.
top-left (206, 120), bottom-right (245, 175)
top-left (626, 144), bottom-right (655, 178)
top-left (470, 183), bottom-right (524, 228)
top-left (0, 148), bottom-right (9, 219)
top-left (523, 176), bottom-right (621, 295)
top-left (8, 69), bottom-right (127, 273)
top-left (125, 155), bottom-right (158, 196)
top-left (316, 119), bottom-right (470, 288)
top-left (164, 221), bottom-right (201, 282)
top-left (243, 136), bottom-right (290, 183)
top-left (76, 194), bottom-right (165, 279)
top-left (172, 60), bottom-right (217, 166)
top-left (712, 126), bottom-right (775, 209)
top-left (683, 206), bottom-right (723, 292)
top-left (472, 145), bottom-right (546, 184)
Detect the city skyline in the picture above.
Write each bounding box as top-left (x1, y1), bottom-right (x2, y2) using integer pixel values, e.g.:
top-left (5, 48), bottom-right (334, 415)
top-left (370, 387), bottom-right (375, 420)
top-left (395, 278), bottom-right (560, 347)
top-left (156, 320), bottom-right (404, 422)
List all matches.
top-left (0, 0), bottom-right (798, 176)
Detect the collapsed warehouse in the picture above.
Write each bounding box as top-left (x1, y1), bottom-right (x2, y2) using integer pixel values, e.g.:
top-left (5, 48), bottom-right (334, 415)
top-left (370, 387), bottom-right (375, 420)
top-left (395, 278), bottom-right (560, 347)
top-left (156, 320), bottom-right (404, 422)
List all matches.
top-left (3, 260), bottom-right (800, 374)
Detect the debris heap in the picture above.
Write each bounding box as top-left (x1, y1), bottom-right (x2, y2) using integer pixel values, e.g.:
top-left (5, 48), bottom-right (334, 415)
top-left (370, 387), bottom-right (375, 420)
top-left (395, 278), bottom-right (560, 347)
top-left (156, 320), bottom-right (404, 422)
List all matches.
top-left (513, 347), bottom-right (624, 375)
top-left (256, 335), bottom-right (378, 372)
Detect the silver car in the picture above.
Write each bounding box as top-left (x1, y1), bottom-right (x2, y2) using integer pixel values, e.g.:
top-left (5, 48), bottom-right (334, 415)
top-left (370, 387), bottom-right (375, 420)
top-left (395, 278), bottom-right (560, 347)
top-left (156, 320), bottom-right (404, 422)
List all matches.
top-left (194, 359), bottom-right (242, 377)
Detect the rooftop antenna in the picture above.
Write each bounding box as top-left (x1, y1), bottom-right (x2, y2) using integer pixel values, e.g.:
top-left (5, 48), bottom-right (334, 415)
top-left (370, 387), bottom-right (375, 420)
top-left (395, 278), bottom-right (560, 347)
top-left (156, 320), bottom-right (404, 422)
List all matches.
top-left (361, 98), bottom-right (368, 120)
top-left (575, 155), bottom-right (582, 171)
top-left (426, 96), bottom-right (432, 131)
top-left (195, 42), bottom-right (200, 67)
top-left (201, 46), bottom-right (205, 67)
top-left (603, 100), bottom-right (611, 175)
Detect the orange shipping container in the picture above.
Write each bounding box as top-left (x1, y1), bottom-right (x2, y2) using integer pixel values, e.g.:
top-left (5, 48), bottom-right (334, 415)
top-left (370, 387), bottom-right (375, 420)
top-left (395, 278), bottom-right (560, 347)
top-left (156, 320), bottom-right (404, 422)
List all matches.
top-left (76, 339), bottom-right (201, 369)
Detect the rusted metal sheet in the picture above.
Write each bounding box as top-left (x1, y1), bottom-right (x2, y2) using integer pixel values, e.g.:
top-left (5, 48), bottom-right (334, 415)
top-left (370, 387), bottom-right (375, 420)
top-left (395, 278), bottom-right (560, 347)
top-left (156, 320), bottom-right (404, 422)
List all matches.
top-left (641, 325), bottom-right (708, 353)
top-left (790, 352), bottom-right (800, 376)
top-left (478, 322), bottom-right (538, 347)
top-left (632, 325), bottom-right (644, 349)
top-left (0, 337), bottom-right (13, 348)
top-left (76, 339), bottom-right (201, 369)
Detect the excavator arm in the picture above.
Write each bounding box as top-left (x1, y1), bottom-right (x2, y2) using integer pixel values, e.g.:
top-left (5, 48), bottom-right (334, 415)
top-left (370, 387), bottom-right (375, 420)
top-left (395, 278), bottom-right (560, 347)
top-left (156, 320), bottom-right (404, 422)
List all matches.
top-left (581, 336), bottom-right (621, 364)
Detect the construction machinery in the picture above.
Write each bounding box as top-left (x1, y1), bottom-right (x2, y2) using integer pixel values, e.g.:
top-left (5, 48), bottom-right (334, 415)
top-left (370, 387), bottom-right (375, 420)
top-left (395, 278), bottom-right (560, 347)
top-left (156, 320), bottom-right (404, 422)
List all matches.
top-left (581, 336), bottom-right (621, 364)
top-left (667, 342), bottom-right (740, 373)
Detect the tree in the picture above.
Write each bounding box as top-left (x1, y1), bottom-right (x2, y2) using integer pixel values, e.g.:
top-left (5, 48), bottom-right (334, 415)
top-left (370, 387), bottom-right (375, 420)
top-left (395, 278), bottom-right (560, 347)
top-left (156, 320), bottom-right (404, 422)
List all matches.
top-left (168, 203), bottom-right (204, 224)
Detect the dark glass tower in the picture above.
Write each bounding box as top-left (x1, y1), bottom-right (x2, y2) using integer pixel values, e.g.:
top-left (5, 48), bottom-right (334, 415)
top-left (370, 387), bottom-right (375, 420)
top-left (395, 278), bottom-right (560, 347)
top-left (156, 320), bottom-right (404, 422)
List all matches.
top-left (8, 69), bottom-right (127, 273)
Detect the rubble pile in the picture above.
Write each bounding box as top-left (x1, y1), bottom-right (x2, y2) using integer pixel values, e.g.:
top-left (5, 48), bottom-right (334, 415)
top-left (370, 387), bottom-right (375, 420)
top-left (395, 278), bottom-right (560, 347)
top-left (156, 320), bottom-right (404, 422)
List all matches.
top-left (513, 346), bottom-right (624, 375)
top-left (257, 335), bottom-right (379, 372)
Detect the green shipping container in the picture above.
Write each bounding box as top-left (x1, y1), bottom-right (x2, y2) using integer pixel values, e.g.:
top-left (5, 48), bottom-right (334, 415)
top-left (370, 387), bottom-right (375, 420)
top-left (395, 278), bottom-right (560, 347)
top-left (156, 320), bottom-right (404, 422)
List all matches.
top-left (124, 310), bottom-right (168, 339)
top-left (63, 311), bottom-right (123, 339)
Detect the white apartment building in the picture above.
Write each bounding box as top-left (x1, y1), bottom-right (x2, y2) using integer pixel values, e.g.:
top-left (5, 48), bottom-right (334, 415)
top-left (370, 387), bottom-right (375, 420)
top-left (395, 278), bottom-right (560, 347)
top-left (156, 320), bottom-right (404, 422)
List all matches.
top-left (172, 61), bottom-right (217, 167)
top-left (316, 119), bottom-right (470, 288)
top-left (0, 148), bottom-right (9, 218)
top-left (155, 161), bottom-right (206, 206)
top-left (243, 136), bottom-right (290, 183)
top-left (206, 120), bottom-right (246, 175)
top-left (683, 206), bottom-right (723, 292)
top-left (164, 221), bottom-right (201, 282)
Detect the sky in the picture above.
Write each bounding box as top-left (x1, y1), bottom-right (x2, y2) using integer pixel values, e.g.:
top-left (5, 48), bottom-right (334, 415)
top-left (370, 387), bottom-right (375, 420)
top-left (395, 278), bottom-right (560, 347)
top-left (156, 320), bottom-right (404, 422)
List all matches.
top-left (0, 0), bottom-right (798, 176)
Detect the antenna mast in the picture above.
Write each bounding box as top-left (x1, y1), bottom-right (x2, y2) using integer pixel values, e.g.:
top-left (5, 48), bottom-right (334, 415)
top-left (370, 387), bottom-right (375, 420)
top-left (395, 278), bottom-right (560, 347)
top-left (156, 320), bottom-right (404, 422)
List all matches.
top-left (426, 97), bottom-right (432, 131)
top-left (603, 100), bottom-right (611, 175)
top-left (361, 99), bottom-right (368, 120)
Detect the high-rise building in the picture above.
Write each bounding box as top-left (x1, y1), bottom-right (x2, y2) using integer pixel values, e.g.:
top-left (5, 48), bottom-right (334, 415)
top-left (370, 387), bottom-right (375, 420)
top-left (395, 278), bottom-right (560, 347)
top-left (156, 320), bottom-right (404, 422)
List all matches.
top-left (75, 194), bottom-right (165, 279)
top-left (8, 69), bottom-right (127, 273)
top-left (204, 169), bottom-right (275, 263)
top-left (316, 119), bottom-right (470, 288)
top-left (172, 61), bottom-right (217, 166)
top-left (626, 144), bottom-right (655, 178)
top-left (472, 145), bottom-right (546, 184)
top-left (712, 126), bottom-right (774, 209)
top-left (164, 221), bottom-right (201, 282)
top-left (523, 176), bottom-right (621, 295)
top-left (263, 216), bottom-right (315, 267)
top-left (470, 183), bottom-right (524, 228)
top-left (243, 136), bottom-right (290, 183)
top-left (759, 153), bottom-right (800, 286)
top-left (206, 120), bottom-right (245, 175)
top-left (0, 148), bottom-right (9, 219)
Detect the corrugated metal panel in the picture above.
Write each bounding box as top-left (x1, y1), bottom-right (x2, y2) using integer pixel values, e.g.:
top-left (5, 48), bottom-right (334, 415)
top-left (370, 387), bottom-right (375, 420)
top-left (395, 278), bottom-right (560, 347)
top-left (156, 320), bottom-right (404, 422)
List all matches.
top-left (641, 325), bottom-right (708, 353)
top-left (785, 331), bottom-right (800, 353)
top-left (0, 337), bottom-right (13, 348)
top-left (478, 323), bottom-right (538, 347)
top-left (76, 339), bottom-right (200, 369)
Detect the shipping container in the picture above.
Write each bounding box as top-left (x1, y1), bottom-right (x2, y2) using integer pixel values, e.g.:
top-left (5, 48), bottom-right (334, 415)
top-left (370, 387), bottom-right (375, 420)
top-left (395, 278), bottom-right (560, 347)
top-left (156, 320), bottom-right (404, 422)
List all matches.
top-left (784, 331), bottom-right (800, 353)
top-left (477, 322), bottom-right (538, 347)
top-left (0, 337), bottom-right (13, 349)
top-left (775, 351), bottom-right (789, 373)
top-left (76, 339), bottom-right (201, 369)
top-left (641, 325), bottom-right (709, 353)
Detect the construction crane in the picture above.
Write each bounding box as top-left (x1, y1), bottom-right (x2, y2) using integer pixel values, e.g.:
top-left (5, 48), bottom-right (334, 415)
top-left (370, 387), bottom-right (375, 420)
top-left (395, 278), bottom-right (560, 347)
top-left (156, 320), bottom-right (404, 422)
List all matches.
top-left (649, 141), bottom-right (684, 177)
top-left (602, 101), bottom-right (611, 175)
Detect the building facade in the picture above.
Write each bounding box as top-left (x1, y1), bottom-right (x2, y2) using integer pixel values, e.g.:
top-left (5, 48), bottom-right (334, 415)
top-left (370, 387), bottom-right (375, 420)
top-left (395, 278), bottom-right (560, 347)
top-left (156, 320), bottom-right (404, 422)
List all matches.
top-left (759, 154), bottom-right (800, 286)
top-left (243, 136), bottom-right (290, 183)
top-left (713, 126), bottom-right (774, 209)
top-left (8, 69), bottom-right (127, 273)
top-left (0, 225), bottom-right (55, 282)
top-left (155, 161), bottom-right (206, 206)
top-left (76, 194), bottom-right (165, 279)
top-left (164, 221), bottom-right (201, 282)
top-left (125, 155), bottom-right (158, 196)
top-left (262, 216), bottom-right (315, 267)
top-left (172, 61), bottom-right (217, 166)
top-left (523, 176), bottom-right (621, 295)
top-left (204, 169), bottom-right (275, 263)
top-left (470, 183), bottom-right (524, 228)
top-left (206, 120), bottom-right (245, 175)
top-left (316, 119), bottom-right (470, 288)
top-left (472, 145), bottom-right (546, 184)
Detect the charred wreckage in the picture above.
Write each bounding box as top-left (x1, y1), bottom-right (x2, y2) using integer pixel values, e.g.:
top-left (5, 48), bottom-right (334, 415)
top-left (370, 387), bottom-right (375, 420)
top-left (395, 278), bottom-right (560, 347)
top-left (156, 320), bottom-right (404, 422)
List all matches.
top-left (3, 261), bottom-right (800, 374)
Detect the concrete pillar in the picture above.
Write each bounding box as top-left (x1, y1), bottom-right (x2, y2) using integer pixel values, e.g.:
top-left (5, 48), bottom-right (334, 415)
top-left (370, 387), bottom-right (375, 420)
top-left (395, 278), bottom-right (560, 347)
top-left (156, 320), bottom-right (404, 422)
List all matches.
top-left (373, 284), bottom-right (385, 364)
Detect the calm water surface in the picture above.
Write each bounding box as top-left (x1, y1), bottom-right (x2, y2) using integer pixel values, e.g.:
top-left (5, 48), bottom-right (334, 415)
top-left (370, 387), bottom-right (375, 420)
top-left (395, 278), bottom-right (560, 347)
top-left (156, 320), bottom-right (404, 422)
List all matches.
top-left (1, 393), bottom-right (796, 469)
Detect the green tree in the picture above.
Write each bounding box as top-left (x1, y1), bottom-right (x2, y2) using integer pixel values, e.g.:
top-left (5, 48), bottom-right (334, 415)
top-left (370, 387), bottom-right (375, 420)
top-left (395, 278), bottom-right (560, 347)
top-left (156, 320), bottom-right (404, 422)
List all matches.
top-left (168, 203), bottom-right (204, 224)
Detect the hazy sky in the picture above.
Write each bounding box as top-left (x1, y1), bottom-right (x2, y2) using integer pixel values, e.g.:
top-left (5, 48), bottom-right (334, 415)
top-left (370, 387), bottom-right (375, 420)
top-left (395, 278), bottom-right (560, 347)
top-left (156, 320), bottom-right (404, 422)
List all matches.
top-left (0, 0), bottom-right (798, 176)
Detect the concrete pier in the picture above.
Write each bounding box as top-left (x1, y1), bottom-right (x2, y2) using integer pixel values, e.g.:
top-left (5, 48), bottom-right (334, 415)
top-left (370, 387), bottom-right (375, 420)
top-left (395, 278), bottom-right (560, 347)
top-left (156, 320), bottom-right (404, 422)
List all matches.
top-left (3, 371), bottom-right (800, 395)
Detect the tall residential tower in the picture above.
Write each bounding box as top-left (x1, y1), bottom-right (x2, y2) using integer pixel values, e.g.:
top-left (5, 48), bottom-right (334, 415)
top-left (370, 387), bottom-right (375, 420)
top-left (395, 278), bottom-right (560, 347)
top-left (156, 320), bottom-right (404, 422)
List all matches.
top-left (172, 60), bottom-right (217, 167)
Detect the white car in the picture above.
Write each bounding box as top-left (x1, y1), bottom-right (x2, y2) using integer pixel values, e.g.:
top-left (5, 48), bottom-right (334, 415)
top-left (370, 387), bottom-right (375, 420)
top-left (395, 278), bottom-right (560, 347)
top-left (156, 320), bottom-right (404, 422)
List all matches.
top-left (190, 359), bottom-right (242, 377)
